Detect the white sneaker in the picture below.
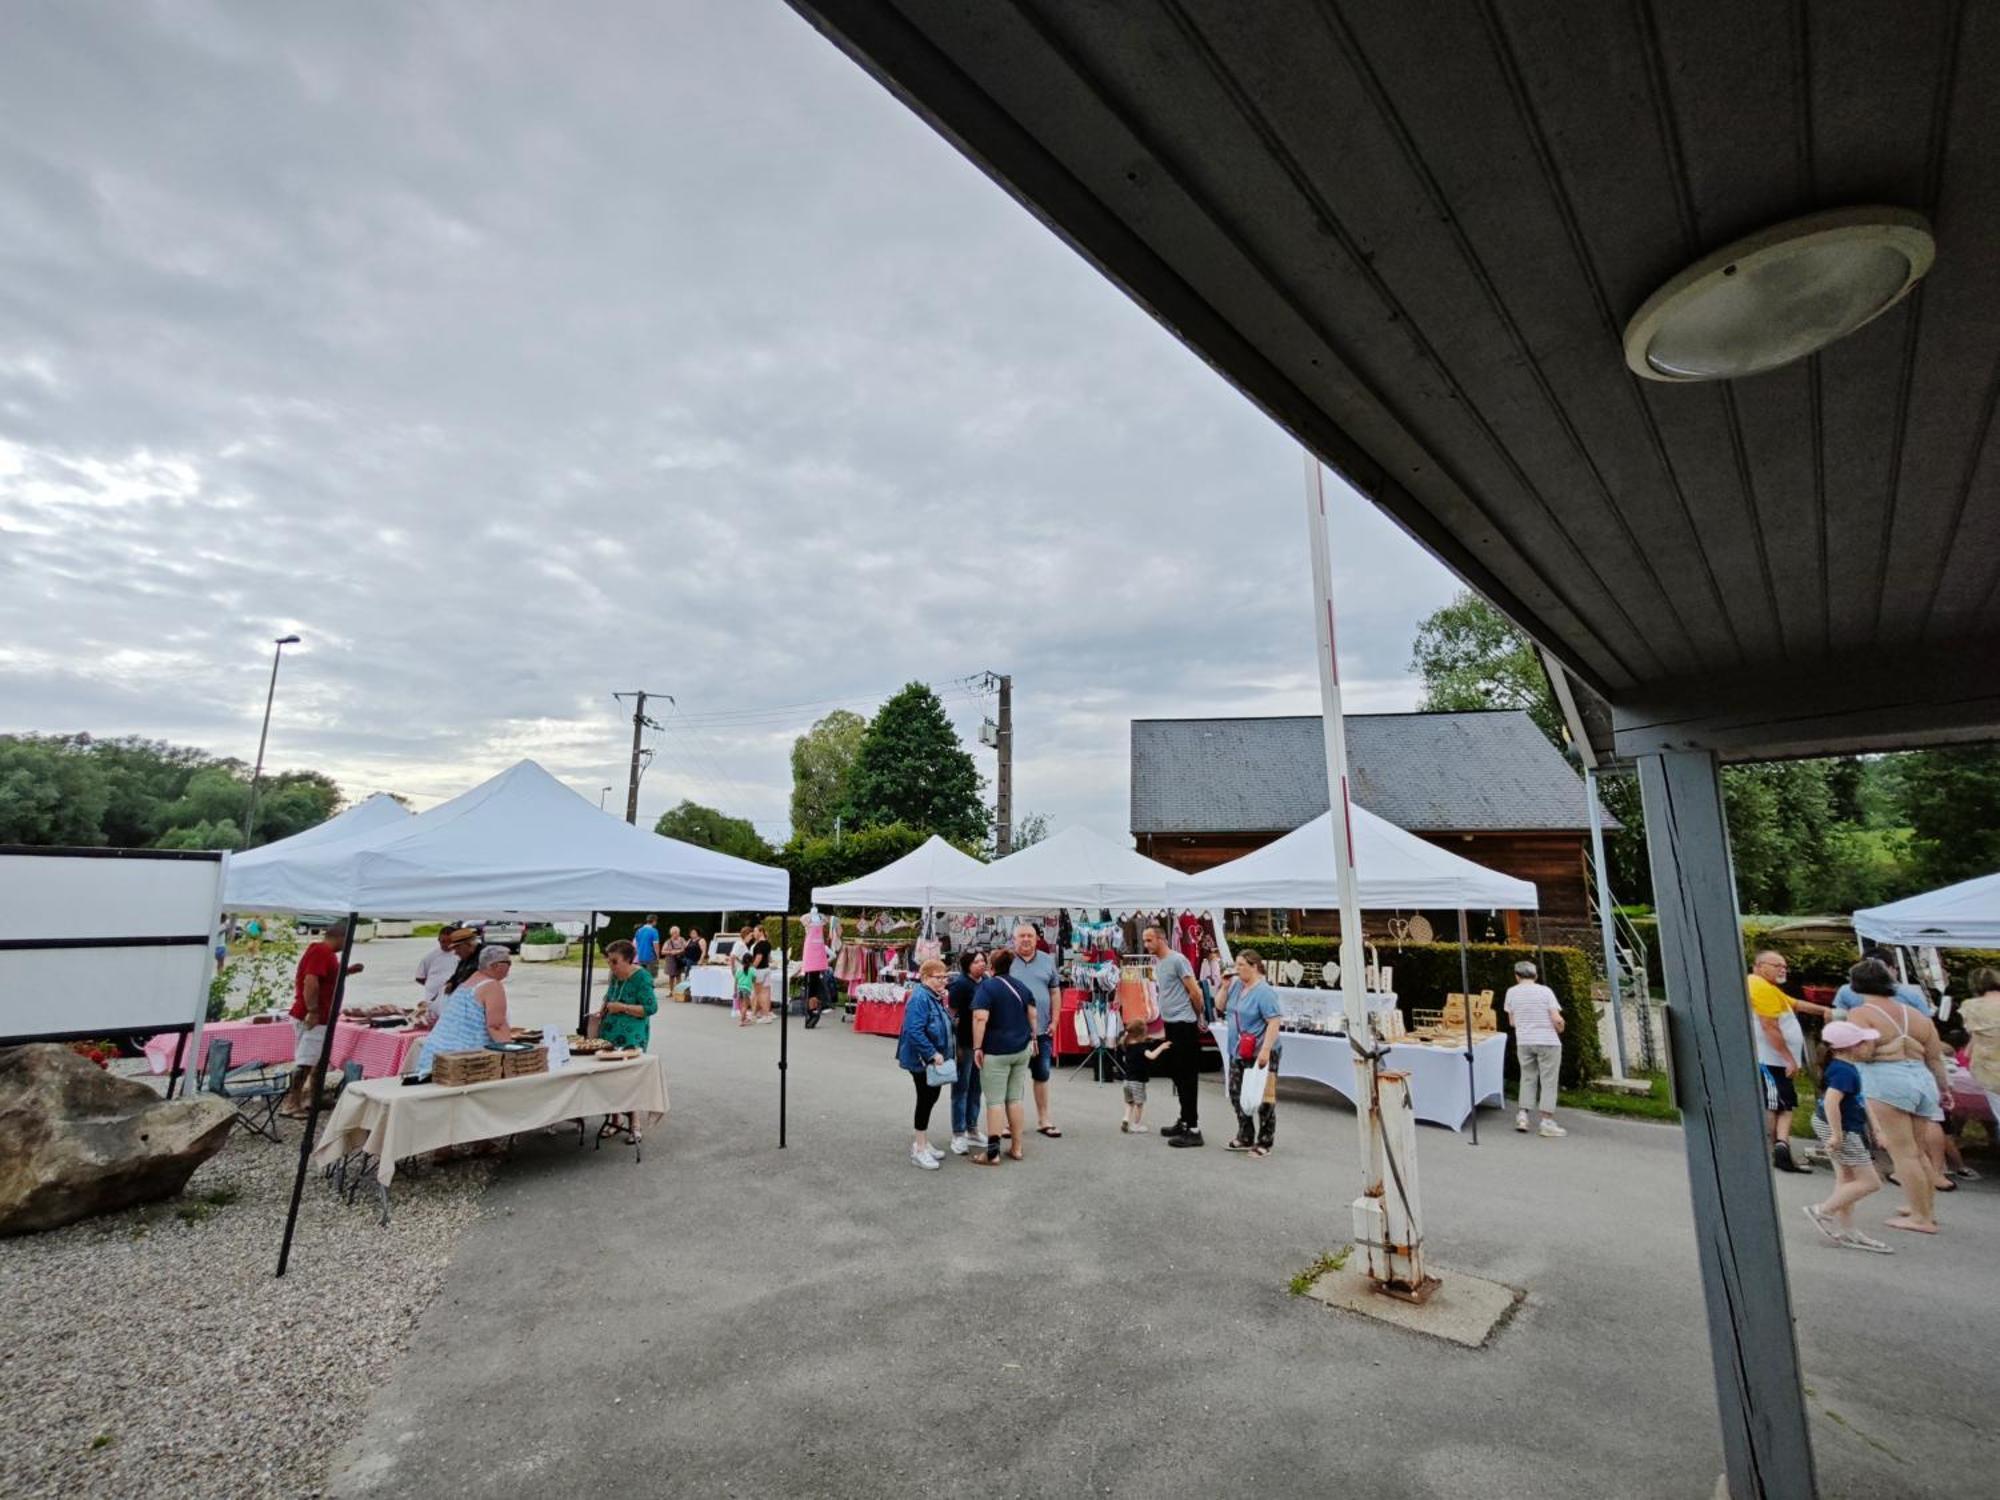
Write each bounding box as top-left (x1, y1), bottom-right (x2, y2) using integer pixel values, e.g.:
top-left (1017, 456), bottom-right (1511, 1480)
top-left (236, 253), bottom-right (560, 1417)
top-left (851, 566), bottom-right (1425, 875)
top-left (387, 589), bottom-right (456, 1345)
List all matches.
top-left (1538, 1119), bottom-right (1567, 1138)
top-left (1130, 1123), bottom-right (1150, 1134)
top-left (1515, 1111), bottom-right (1530, 1132)
top-left (949, 1134), bottom-right (971, 1155)
top-left (910, 1146), bottom-right (940, 1170)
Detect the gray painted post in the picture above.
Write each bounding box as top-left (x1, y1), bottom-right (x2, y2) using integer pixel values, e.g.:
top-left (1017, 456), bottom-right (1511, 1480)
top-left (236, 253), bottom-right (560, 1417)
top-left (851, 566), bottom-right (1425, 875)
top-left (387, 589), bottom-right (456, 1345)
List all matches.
top-left (1638, 749), bottom-right (1817, 1499)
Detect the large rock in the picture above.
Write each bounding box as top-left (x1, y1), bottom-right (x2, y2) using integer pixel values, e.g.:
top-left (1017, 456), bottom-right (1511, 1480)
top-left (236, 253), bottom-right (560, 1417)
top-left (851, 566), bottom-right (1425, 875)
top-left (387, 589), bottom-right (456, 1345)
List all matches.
top-left (0, 1044), bottom-right (236, 1236)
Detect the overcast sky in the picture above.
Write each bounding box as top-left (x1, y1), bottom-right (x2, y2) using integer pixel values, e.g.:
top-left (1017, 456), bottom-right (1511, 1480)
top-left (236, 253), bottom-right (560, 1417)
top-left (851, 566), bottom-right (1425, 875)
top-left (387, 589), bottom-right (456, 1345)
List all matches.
top-left (0, 1), bottom-right (1460, 842)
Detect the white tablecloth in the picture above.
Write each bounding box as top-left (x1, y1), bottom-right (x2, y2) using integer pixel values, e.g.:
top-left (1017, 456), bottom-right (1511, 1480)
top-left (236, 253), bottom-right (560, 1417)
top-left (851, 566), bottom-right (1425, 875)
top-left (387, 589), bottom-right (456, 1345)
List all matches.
top-left (309, 1054), bottom-right (668, 1184)
top-left (686, 966), bottom-right (736, 1001)
top-left (1275, 1029), bottom-right (1507, 1132)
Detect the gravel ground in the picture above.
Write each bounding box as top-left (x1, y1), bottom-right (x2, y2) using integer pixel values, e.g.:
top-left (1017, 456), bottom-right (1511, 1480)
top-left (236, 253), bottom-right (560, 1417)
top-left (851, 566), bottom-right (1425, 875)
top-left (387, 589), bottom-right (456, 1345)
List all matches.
top-left (0, 1102), bottom-right (493, 1500)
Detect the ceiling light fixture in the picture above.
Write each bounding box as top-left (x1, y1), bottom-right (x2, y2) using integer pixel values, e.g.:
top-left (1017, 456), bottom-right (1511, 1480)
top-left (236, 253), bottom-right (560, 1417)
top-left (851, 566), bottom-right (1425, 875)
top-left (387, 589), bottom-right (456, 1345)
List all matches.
top-left (1623, 206), bottom-right (1934, 382)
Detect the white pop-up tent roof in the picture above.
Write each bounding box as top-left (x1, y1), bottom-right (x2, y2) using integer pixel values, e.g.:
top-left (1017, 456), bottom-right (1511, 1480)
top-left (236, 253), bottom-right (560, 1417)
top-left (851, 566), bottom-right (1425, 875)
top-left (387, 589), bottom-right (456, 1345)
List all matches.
top-left (926, 825), bottom-right (1188, 913)
top-left (1178, 804), bottom-right (1538, 911)
top-left (811, 835), bottom-right (985, 909)
top-left (226, 792), bottom-right (413, 879)
top-left (1855, 872), bottom-right (2000, 948)
top-left (223, 759), bottom-right (789, 917)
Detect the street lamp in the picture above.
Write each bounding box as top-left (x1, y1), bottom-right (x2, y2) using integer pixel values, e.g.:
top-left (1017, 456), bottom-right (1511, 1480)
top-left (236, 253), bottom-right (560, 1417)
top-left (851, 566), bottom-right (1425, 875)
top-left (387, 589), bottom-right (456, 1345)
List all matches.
top-left (241, 634), bottom-right (301, 847)
top-left (599, 786), bottom-right (613, 810)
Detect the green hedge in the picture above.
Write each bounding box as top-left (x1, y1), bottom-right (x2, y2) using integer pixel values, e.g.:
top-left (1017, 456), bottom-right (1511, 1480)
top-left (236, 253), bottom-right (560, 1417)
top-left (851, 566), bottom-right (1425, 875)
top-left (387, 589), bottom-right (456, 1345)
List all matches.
top-left (1626, 916), bottom-right (2000, 993)
top-left (1230, 935), bottom-right (1604, 1088)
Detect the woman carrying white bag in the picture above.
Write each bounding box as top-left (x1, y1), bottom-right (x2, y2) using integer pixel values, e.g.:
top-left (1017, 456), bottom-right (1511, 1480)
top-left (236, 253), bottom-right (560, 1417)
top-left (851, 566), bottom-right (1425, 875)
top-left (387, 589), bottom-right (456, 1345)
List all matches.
top-left (1222, 950), bottom-right (1284, 1157)
top-left (897, 958), bottom-right (957, 1170)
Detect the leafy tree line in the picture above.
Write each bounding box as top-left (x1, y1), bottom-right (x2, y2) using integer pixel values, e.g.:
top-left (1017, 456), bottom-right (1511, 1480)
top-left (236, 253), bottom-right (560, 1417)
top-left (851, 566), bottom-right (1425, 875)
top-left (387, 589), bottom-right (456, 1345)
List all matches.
top-left (1411, 592), bottom-right (2000, 912)
top-left (655, 680), bottom-right (1050, 907)
top-left (0, 733), bottom-right (341, 850)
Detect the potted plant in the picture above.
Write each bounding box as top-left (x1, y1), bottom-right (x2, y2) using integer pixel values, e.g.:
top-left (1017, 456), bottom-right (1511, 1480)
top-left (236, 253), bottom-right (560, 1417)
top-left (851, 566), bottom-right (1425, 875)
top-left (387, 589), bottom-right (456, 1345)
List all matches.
top-left (520, 925), bottom-right (569, 962)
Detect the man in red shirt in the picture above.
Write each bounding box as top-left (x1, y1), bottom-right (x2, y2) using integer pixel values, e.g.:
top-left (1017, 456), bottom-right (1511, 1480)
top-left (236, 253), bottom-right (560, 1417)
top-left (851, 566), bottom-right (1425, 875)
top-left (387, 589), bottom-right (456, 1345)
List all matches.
top-left (280, 920), bottom-right (364, 1119)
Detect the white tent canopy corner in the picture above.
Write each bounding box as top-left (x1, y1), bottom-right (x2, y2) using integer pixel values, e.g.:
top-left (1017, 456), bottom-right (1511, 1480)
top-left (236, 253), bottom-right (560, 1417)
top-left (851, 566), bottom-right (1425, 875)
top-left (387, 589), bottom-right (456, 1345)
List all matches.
top-left (226, 792), bottom-right (413, 880)
top-left (811, 834), bottom-right (985, 909)
top-left (1177, 804), bottom-right (1538, 912)
top-left (1854, 871), bottom-right (2000, 949)
top-left (222, 759), bottom-right (789, 917)
top-left (925, 825), bottom-right (1188, 913)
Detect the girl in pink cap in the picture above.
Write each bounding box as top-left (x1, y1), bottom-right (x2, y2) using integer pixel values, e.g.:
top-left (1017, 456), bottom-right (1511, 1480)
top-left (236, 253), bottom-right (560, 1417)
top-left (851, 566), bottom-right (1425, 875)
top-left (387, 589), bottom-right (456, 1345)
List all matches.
top-left (1802, 1019), bottom-right (1891, 1253)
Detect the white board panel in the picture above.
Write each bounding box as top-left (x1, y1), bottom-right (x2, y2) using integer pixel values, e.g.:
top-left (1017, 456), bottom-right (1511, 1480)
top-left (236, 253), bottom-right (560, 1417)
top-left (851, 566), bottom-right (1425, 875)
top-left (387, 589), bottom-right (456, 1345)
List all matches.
top-left (0, 850), bottom-right (223, 1041)
top-left (0, 947), bottom-right (215, 1037)
top-left (0, 851), bottom-right (223, 941)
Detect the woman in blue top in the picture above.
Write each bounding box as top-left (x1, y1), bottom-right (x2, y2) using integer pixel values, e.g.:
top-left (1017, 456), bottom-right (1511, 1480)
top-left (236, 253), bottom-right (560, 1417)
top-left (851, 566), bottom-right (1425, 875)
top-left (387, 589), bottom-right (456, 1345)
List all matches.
top-left (970, 949), bottom-right (1036, 1166)
top-left (897, 959), bottom-right (955, 1170)
top-left (1221, 949), bottom-right (1284, 1156)
top-left (415, 945), bottom-right (514, 1076)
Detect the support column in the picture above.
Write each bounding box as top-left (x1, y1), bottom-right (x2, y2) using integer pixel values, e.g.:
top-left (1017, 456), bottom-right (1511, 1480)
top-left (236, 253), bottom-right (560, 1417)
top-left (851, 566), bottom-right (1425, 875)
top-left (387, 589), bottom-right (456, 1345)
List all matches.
top-left (1638, 749), bottom-right (1816, 1499)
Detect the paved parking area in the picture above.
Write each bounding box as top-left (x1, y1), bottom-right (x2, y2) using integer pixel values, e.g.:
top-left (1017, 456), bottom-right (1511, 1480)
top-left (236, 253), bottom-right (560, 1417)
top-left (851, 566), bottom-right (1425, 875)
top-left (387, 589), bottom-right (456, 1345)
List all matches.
top-left (310, 959), bottom-right (1996, 1499)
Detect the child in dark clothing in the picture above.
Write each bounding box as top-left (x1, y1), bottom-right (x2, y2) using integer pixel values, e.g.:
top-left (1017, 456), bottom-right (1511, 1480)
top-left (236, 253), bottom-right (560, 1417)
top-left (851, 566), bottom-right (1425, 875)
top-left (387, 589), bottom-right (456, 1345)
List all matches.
top-left (1805, 1020), bottom-right (1890, 1253)
top-left (1119, 1020), bottom-right (1173, 1134)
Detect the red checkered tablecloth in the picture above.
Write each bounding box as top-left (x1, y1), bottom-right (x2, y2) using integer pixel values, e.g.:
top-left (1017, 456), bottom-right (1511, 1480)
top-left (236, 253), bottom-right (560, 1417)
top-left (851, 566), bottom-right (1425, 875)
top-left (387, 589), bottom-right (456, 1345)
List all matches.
top-left (144, 1017), bottom-right (428, 1079)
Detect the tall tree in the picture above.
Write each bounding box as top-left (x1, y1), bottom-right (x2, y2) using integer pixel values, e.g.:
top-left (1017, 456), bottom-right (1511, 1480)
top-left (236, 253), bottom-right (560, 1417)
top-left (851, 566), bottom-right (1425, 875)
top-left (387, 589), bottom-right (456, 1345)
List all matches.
top-left (788, 709), bottom-right (867, 840)
top-left (1011, 810), bottom-right (1051, 851)
top-left (654, 799), bottom-right (776, 863)
top-left (0, 736), bottom-right (110, 845)
top-left (1408, 591), bottom-right (1564, 745)
top-left (842, 682), bottom-right (987, 846)
top-left (1898, 744), bottom-right (2000, 889)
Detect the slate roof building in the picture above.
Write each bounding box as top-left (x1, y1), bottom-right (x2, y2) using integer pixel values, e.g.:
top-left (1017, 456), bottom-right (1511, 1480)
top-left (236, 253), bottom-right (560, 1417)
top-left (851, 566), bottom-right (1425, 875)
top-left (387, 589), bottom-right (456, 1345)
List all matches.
top-left (1131, 710), bottom-right (1604, 937)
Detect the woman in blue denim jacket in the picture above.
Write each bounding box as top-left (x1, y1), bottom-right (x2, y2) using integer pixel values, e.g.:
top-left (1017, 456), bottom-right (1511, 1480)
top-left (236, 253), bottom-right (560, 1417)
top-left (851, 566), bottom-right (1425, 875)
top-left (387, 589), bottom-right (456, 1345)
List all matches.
top-left (898, 959), bottom-right (955, 1171)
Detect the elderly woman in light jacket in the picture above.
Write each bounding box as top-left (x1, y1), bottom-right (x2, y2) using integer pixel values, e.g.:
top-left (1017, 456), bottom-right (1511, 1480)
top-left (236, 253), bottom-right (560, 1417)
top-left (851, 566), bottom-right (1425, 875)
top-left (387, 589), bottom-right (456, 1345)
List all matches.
top-left (897, 958), bottom-right (955, 1171)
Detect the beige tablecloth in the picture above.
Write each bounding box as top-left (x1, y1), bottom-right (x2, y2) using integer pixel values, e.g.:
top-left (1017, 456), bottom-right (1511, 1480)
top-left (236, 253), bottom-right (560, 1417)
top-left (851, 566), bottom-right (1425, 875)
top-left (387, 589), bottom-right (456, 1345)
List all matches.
top-left (309, 1054), bottom-right (668, 1184)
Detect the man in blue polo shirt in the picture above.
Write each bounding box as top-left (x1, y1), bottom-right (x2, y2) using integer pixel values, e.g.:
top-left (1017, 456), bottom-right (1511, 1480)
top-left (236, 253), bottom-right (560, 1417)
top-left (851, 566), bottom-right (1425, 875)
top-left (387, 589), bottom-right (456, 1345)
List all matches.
top-left (1010, 923), bottom-right (1062, 1139)
top-left (634, 915), bottom-right (661, 977)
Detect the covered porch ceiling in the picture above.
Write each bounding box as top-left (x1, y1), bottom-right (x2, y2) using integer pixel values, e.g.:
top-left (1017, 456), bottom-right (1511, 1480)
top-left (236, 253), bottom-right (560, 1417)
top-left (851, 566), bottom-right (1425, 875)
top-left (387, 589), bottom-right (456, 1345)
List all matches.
top-left (785, 0), bottom-right (2000, 762)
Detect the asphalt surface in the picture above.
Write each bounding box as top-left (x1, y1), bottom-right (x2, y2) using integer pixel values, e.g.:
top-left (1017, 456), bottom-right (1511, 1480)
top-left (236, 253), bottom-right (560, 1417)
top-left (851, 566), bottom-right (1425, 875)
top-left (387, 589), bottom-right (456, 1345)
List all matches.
top-left (322, 940), bottom-right (1995, 1499)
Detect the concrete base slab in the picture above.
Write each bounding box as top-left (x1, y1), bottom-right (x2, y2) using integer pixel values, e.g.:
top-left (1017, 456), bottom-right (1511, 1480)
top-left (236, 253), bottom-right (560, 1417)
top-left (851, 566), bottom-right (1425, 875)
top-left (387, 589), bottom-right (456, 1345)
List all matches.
top-left (1589, 1075), bottom-right (1657, 1096)
top-left (1305, 1262), bottom-right (1523, 1347)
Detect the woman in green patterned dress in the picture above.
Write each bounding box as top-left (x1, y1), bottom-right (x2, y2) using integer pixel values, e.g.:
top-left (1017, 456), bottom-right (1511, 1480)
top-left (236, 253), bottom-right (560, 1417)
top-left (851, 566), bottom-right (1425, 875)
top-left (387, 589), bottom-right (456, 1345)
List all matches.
top-left (589, 939), bottom-right (658, 1050)
top-left (589, 938), bottom-right (658, 1144)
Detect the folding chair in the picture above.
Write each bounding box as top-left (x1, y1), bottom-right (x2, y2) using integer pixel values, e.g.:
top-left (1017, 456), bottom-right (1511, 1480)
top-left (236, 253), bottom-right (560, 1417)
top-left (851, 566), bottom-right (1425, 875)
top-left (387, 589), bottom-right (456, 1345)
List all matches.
top-left (201, 1038), bottom-right (290, 1143)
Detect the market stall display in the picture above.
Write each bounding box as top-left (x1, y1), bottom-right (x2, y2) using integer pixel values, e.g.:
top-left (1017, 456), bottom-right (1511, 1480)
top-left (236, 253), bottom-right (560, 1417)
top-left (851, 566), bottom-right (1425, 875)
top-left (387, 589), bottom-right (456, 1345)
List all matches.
top-left (850, 982), bottom-right (908, 1037)
top-left (309, 1053), bottom-right (668, 1218)
top-left (1855, 870), bottom-right (2000, 948)
top-left (1278, 1028), bottom-right (1508, 1131)
top-left (143, 1015), bottom-right (428, 1081)
top-left (222, 756), bottom-right (787, 1275)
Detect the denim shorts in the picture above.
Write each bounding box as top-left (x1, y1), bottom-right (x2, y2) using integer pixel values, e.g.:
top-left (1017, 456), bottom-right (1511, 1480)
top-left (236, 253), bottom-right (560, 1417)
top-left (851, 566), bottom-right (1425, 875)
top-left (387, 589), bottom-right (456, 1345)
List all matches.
top-left (1028, 1032), bottom-right (1053, 1083)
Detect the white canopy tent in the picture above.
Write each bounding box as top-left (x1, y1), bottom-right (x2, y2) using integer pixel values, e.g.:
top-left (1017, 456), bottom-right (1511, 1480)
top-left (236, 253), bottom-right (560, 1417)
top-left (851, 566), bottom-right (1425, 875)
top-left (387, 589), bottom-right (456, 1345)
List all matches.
top-left (925, 825), bottom-right (1189, 913)
top-left (1855, 872), bottom-right (2000, 949)
top-left (224, 759), bottom-right (789, 917)
top-left (811, 835), bottom-right (986, 909)
top-left (1177, 804), bottom-right (1539, 911)
top-left (257, 760), bottom-right (792, 1277)
top-left (225, 792), bottom-right (413, 886)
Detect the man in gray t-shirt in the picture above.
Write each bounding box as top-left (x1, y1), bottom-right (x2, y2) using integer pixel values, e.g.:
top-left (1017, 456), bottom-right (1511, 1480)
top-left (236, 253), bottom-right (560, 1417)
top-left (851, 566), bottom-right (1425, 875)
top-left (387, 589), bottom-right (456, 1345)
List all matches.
top-left (1145, 925), bottom-right (1208, 1144)
top-left (1011, 924), bottom-right (1062, 1138)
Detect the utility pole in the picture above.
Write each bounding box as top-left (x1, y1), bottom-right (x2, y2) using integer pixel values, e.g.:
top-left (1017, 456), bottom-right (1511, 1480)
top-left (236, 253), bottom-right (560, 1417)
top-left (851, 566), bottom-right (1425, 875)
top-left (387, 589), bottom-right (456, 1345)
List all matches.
top-left (612, 692), bottom-right (670, 826)
top-left (995, 673), bottom-right (1014, 856)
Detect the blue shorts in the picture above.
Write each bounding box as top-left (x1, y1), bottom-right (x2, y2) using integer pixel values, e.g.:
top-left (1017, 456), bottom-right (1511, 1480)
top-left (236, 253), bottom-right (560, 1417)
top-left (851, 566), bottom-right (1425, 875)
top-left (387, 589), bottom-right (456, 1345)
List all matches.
top-left (1855, 1059), bottom-right (1944, 1122)
top-left (1029, 1032), bottom-right (1053, 1083)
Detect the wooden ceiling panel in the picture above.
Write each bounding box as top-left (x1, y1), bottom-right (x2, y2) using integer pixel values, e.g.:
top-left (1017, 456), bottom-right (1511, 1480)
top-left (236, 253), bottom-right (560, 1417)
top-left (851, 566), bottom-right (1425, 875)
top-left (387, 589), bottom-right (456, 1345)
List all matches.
top-left (789, 0), bottom-right (2000, 754)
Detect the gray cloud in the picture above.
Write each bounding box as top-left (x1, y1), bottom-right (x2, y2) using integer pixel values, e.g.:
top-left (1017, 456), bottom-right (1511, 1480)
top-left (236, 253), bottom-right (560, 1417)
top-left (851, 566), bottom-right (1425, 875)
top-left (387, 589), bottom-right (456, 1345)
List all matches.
top-left (0, 0), bottom-right (1459, 841)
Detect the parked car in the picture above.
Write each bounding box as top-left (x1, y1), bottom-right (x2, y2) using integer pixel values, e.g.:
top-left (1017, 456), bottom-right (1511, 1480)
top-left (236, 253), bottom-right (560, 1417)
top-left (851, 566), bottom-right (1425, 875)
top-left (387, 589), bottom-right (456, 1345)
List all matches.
top-left (467, 919), bottom-right (526, 953)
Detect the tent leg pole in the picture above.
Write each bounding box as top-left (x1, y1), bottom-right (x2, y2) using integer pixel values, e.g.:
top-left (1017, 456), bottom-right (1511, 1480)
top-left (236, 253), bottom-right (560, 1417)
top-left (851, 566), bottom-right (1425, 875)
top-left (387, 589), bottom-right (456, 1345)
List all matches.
top-left (277, 911), bottom-right (357, 1278)
top-left (1458, 912), bottom-right (1477, 1145)
top-left (779, 913), bottom-right (790, 1149)
top-left (577, 919), bottom-right (596, 1034)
